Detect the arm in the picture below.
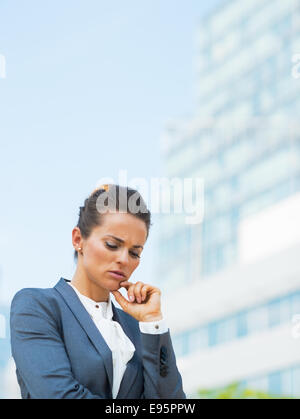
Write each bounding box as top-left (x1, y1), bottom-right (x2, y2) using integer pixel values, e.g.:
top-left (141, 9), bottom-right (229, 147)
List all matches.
top-left (10, 289), bottom-right (104, 399)
top-left (139, 320), bottom-right (186, 399)
top-left (112, 281), bottom-right (186, 399)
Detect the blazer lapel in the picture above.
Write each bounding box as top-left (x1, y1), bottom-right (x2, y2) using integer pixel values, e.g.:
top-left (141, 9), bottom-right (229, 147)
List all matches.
top-left (54, 277), bottom-right (114, 396)
top-left (111, 304), bottom-right (140, 399)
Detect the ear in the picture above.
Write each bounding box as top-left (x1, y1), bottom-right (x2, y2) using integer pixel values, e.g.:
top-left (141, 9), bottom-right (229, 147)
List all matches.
top-left (72, 227), bottom-right (82, 248)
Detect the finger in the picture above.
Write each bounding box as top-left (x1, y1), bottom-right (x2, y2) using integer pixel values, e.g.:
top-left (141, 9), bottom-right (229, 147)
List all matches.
top-left (111, 290), bottom-right (130, 310)
top-left (118, 281), bottom-right (135, 301)
top-left (127, 283), bottom-right (136, 302)
top-left (141, 284), bottom-right (149, 302)
top-left (120, 281), bottom-right (139, 303)
top-left (118, 280), bottom-right (132, 290)
top-left (133, 281), bottom-right (144, 303)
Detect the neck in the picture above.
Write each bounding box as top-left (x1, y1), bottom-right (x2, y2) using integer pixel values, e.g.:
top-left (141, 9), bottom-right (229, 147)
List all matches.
top-left (71, 263), bottom-right (109, 302)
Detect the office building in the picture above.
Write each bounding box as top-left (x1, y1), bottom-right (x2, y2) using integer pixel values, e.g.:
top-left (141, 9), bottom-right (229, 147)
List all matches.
top-left (158, 0), bottom-right (300, 397)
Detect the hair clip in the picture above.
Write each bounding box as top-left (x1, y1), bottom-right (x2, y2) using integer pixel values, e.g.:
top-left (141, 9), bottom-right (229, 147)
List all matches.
top-left (89, 184), bottom-right (110, 198)
top-left (100, 184), bottom-right (110, 192)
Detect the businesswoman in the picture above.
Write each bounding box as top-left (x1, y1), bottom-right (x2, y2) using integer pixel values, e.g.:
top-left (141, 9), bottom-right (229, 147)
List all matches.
top-left (10, 184), bottom-right (186, 399)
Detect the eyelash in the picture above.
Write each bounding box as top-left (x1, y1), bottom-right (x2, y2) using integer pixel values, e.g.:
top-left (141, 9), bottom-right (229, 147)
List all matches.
top-left (105, 242), bottom-right (141, 259)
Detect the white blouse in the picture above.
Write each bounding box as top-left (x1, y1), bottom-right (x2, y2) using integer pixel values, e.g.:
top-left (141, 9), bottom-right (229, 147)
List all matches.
top-left (68, 282), bottom-right (168, 398)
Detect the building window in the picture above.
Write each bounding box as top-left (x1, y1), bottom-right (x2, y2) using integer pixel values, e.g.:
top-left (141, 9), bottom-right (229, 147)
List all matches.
top-left (268, 294), bottom-right (296, 327)
top-left (247, 305), bottom-right (269, 334)
top-left (236, 312), bottom-right (248, 338)
top-left (268, 371), bottom-right (282, 395)
top-left (292, 366), bottom-right (300, 397)
top-left (208, 322), bottom-right (218, 347)
top-left (189, 326), bottom-right (209, 352)
top-left (174, 290), bottom-right (300, 358)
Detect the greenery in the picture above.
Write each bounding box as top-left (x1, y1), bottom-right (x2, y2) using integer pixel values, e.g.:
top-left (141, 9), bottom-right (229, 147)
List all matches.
top-left (196, 381), bottom-right (296, 399)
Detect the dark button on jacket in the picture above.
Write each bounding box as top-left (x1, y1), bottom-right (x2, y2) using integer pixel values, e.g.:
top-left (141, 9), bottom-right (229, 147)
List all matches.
top-left (159, 345), bottom-right (169, 377)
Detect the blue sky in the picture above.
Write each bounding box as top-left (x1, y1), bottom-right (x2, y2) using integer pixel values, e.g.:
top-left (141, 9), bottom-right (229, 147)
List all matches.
top-left (0, 0), bottom-right (221, 303)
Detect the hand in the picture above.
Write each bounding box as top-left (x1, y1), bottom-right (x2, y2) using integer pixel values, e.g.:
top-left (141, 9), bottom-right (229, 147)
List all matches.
top-left (111, 281), bottom-right (163, 322)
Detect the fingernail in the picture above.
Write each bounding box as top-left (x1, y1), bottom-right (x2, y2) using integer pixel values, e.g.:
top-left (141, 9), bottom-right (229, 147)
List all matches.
top-left (129, 296), bottom-right (134, 301)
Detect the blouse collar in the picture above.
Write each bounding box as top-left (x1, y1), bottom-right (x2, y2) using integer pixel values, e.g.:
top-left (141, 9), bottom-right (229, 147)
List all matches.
top-left (68, 282), bottom-right (113, 320)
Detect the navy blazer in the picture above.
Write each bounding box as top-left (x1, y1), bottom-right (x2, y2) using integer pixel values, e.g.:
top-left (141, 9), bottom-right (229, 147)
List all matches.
top-left (10, 277), bottom-right (186, 399)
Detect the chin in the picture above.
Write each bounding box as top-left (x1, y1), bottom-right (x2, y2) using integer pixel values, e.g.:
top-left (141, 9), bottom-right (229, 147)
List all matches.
top-left (109, 280), bottom-right (123, 291)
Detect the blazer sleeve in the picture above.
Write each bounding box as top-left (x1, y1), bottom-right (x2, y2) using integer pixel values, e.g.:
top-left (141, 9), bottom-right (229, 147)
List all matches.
top-left (10, 289), bottom-right (104, 399)
top-left (140, 330), bottom-right (186, 399)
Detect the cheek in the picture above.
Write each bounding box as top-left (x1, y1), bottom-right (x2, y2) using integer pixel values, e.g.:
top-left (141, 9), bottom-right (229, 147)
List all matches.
top-left (85, 241), bottom-right (110, 263)
top-left (130, 259), bottom-right (140, 272)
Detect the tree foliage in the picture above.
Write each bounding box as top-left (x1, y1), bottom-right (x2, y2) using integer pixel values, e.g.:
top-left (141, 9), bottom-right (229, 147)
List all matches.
top-left (196, 381), bottom-right (295, 399)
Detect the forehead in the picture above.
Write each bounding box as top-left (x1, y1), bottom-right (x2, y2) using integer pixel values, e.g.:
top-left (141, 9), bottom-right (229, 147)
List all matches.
top-left (93, 212), bottom-right (147, 243)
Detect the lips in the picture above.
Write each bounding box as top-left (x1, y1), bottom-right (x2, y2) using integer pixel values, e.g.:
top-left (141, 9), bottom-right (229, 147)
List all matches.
top-left (108, 271), bottom-right (126, 279)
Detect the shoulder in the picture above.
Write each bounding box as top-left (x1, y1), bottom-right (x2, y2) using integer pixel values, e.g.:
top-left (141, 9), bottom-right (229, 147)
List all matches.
top-left (10, 286), bottom-right (59, 319)
top-left (11, 286), bottom-right (55, 304)
top-left (10, 287), bottom-right (64, 339)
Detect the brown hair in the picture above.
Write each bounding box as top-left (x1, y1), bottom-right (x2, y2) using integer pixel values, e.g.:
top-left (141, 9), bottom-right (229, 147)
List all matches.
top-left (74, 184), bottom-right (152, 262)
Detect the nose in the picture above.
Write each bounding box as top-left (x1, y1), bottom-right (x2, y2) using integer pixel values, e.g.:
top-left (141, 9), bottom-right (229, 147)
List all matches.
top-left (116, 248), bottom-right (129, 265)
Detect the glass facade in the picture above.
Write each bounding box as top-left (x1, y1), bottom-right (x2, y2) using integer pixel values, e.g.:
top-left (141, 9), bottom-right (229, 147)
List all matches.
top-left (243, 363), bottom-right (300, 398)
top-left (158, 0), bottom-right (300, 398)
top-left (158, 0), bottom-right (300, 284)
top-left (191, 363), bottom-right (300, 398)
top-left (172, 290), bottom-right (300, 357)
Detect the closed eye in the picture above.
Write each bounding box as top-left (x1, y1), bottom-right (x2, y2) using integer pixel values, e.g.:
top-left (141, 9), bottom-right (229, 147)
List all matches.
top-left (105, 242), bottom-right (140, 259)
top-left (105, 242), bottom-right (117, 249)
top-left (130, 252), bottom-right (140, 259)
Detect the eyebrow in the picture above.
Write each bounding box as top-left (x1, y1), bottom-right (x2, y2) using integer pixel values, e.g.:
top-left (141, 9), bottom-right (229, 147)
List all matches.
top-left (105, 234), bottom-right (144, 249)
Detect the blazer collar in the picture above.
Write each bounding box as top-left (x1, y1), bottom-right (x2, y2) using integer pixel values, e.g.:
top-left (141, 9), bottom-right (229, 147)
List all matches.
top-left (54, 277), bottom-right (140, 399)
top-left (68, 281), bottom-right (114, 321)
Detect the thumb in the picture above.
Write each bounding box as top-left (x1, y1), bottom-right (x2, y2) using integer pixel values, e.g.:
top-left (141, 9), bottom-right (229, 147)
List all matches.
top-left (111, 290), bottom-right (129, 311)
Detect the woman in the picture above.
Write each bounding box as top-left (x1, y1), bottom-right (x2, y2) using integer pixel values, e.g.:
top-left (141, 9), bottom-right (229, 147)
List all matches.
top-left (10, 184), bottom-right (186, 399)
